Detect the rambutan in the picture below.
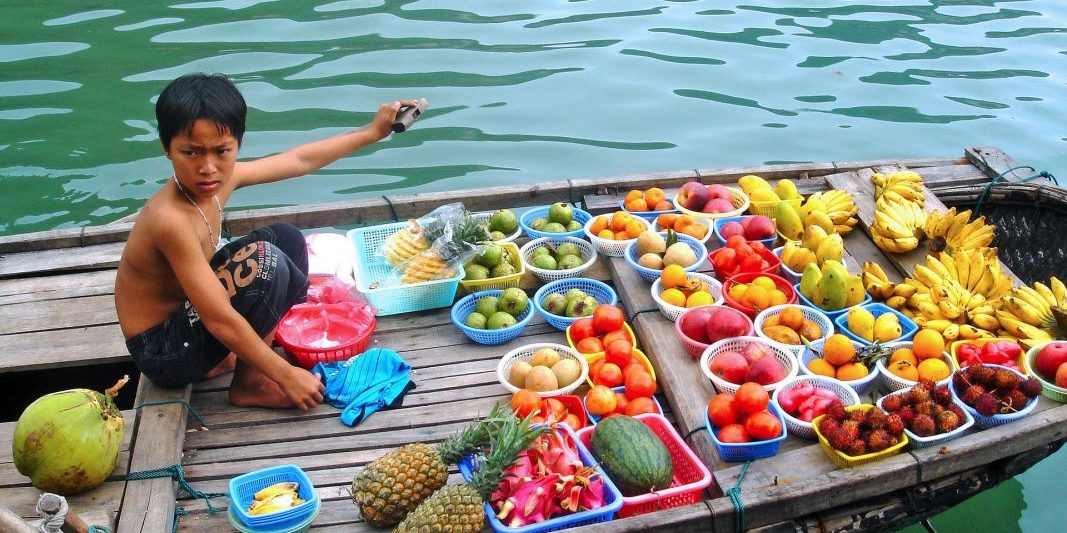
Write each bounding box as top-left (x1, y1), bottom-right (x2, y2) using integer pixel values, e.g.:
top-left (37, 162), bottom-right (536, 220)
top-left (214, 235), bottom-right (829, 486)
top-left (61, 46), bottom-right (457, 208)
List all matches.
top-left (947, 403), bottom-right (966, 422)
top-left (844, 438), bottom-right (868, 457)
top-left (818, 416), bottom-right (841, 438)
top-left (1003, 390), bottom-right (1030, 412)
top-left (910, 386), bottom-right (931, 405)
top-left (914, 401), bottom-right (934, 417)
top-left (867, 429), bottom-right (892, 452)
top-left (840, 420), bottom-right (861, 443)
top-left (881, 394), bottom-right (904, 413)
top-left (993, 369), bottom-right (1020, 391)
top-left (828, 427), bottom-right (852, 451)
top-left (951, 372), bottom-right (969, 391)
top-left (974, 393), bottom-right (998, 417)
top-left (961, 384), bottom-right (986, 406)
top-left (936, 410), bottom-right (960, 433)
top-left (968, 364), bottom-right (995, 385)
top-left (866, 407), bottom-right (887, 430)
top-left (910, 413), bottom-right (937, 437)
top-left (898, 406), bottom-right (916, 425)
top-left (1021, 378), bottom-right (1042, 399)
top-left (932, 385), bottom-right (953, 406)
top-left (884, 413), bottom-right (905, 436)
top-left (826, 398), bottom-right (848, 422)
top-left (915, 378), bottom-right (936, 392)
top-left (849, 408), bottom-right (868, 424)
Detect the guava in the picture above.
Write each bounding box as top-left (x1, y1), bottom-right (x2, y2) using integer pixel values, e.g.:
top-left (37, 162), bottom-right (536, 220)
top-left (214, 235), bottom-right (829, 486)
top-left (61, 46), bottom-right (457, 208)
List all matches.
top-left (542, 222), bottom-right (566, 233)
top-left (464, 264), bottom-right (490, 281)
top-left (487, 311), bottom-right (518, 330)
top-left (555, 242), bottom-right (581, 258)
top-left (477, 244), bottom-right (503, 269)
top-left (542, 293), bottom-right (569, 316)
top-left (474, 295), bottom-right (499, 317)
top-left (548, 202), bottom-right (573, 225)
top-left (498, 287), bottom-right (529, 315)
top-left (465, 312), bottom-right (488, 329)
top-left (531, 254), bottom-right (557, 270)
top-left (489, 209), bottom-right (518, 234)
top-left (557, 254), bottom-right (584, 270)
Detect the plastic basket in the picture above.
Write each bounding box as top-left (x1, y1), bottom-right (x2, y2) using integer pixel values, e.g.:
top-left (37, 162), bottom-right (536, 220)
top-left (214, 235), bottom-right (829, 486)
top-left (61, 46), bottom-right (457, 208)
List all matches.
top-left (720, 272), bottom-right (796, 318)
top-left (875, 341), bottom-right (953, 391)
top-left (623, 232), bottom-right (707, 283)
top-left (673, 186), bottom-right (751, 220)
top-left (576, 413), bottom-right (712, 518)
top-left (452, 289), bottom-right (534, 346)
top-left (533, 278), bottom-right (618, 331)
top-left (1024, 341), bottom-right (1067, 402)
top-left (833, 303), bottom-right (918, 346)
top-left (753, 304), bottom-right (833, 358)
top-left (653, 217), bottom-right (714, 245)
top-left (706, 401), bottom-right (788, 461)
top-left (771, 376), bottom-right (861, 440)
top-left (876, 389), bottom-right (975, 449)
top-left (799, 337), bottom-right (881, 395)
top-left (584, 215), bottom-right (652, 257)
top-left (794, 282), bottom-right (872, 321)
top-left (275, 304), bottom-right (376, 369)
top-left (566, 321), bottom-right (639, 357)
top-left (497, 343), bottom-right (589, 397)
top-left (347, 223), bottom-right (463, 316)
top-left (229, 464), bottom-right (319, 529)
top-left (674, 305), bottom-right (753, 358)
top-left (774, 248), bottom-right (852, 285)
top-left (582, 385), bottom-right (663, 425)
top-left (949, 364), bottom-right (1039, 428)
top-left (651, 273), bottom-right (724, 322)
top-left (459, 242), bottom-right (525, 292)
top-left (227, 498), bottom-right (320, 533)
top-left (812, 405), bottom-right (910, 468)
top-left (584, 347), bottom-right (655, 388)
top-left (619, 198), bottom-right (678, 222)
top-left (458, 423), bottom-right (623, 533)
top-left (519, 205), bottom-right (593, 240)
top-left (519, 237), bottom-right (598, 283)
top-left (749, 196), bottom-right (802, 218)
top-left (708, 245), bottom-right (782, 284)
top-left (471, 211), bottom-right (523, 243)
top-left (949, 338), bottom-right (1028, 372)
top-left (699, 336), bottom-right (798, 394)
top-left (712, 216), bottom-right (778, 249)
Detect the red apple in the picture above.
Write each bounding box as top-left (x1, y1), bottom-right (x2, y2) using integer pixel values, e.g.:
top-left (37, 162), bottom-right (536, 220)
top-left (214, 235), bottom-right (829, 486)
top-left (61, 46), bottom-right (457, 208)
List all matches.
top-left (1057, 362), bottom-right (1067, 388)
top-left (706, 308), bottom-right (750, 342)
top-left (740, 342), bottom-right (774, 364)
top-left (720, 221), bottom-right (744, 240)
top-left (1035, 341), bottom-right (1067, 379)
top-left (678, 181), bottom-right (709, 211)
top-left (706, 184), bottom-right (733, 201)
top-left (743, 215), bottom-right (776, 240)
top-left (746, 355), bottom-right (786, 385)
top-left (679, 307), bottom-right (712, 344)
top-left (703, 198), bottom-right (735, 214)
top-left (710, 350), bottom-right (749, 384)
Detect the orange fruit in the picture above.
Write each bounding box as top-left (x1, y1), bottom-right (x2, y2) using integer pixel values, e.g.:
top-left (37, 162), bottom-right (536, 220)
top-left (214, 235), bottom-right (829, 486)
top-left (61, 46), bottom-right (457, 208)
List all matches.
top-left (590, 215), bottom-right (608, 235)
top-left (917, 358), bottom-right (951, 382)
top-left (778, 306), bottom-right (805, 331)
top-left (625, 198), bottom-right (648, 212)
top-left (889, 359), bottom-right (919, 381)
top-left (768, 289), bottom-right (788, 306)
top-left (660, 288), bottom-right (687, 307)
top-left (644, 187), bottom-right (666, 207)
top-left (889, 347), bottom-right (918, 367)
top-left (661, 264), bottom-right (687, 289)
top-left (807, 358), bottom-right (836, 377)
top-left (742, 285), bottom-right (770, 311)
top-left (656, 213), bottom-right (678, 230)
top-left (822, 334), bottom-right (856, 366)
top-left (751, 276), bottom-right (776, 291)
top-left (674, 214), bottom-right (696, 231)
top-left (625, 219), bottom-right (645, 236)
top-left (654, 200), bottom-right (673, 211)
top-left (597, 229), bottom-right (615, 240)
top-left (625, 189), bottom-right (644, 203)
top-left (686, 291), bottom-right (713, 308)
top-left (611, 211), bottom-right (632, 231)
top-left (836, 362), bottom-right (870, 381)
top-left (912, 328), bottom-right (946, 360)
top-left (728, 283), bottom-right (748, 302)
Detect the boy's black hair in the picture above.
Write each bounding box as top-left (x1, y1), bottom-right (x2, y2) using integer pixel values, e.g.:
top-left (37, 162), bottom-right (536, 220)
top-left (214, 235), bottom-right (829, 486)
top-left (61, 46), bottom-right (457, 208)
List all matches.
top-left (156, 73), bottom-right (247, 150)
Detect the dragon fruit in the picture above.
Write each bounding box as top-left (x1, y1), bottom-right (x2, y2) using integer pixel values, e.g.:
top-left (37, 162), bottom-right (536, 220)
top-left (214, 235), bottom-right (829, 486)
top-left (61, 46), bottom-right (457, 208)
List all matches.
top-left (495, 473), bottom-right (558, 528)
top-left (555, 465), bottom-right (605, 513)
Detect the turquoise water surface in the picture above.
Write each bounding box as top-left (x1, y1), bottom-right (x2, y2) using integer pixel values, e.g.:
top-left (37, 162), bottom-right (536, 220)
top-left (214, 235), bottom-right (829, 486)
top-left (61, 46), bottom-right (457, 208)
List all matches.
top-left (2, 1), bottom-right (1065, 530)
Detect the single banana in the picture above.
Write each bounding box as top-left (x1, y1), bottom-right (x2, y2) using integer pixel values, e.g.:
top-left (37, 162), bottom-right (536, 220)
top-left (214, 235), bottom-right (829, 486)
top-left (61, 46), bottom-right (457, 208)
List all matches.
top-left (254, 482), bottom-right (300, 501)
top-left (942, 323), bottom-right (960, 340)
top-left (923, 319), bottom-right (953, 333)
top-left (1050, 276), bottom-right (1067, 307)
top-left (913, 265), bottom-right (944, 288)
top-left (886, 295), bottom-right (908, 309)
top-left (892, 283), bottom-right (917, 298)
top-left (957, 324), bottom-right (985, 339)
top-left (1034, 282), bottom-right (1058, 307)
top-left (863, 261), bottom-right (890, 283)
top-left (970, 313), bottom-right (1000, 331)
top-left (938, 300), bottom-right (963, 320)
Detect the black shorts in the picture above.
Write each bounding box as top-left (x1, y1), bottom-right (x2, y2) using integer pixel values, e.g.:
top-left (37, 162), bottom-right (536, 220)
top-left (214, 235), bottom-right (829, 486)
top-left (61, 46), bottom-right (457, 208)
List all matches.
top-left (126, 223), bottom-right (309, 388)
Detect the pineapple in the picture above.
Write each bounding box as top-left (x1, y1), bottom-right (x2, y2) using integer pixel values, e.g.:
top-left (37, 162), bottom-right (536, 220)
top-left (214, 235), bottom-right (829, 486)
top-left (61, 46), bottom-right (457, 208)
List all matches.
top-left (395, 412), bottom-right (547, 532)
top-left (399, 208), bottom-right (491, 284)
top-left (383, 220), bottom-right (430, 267)
top-left (351, 404), bottom-right (509, 527)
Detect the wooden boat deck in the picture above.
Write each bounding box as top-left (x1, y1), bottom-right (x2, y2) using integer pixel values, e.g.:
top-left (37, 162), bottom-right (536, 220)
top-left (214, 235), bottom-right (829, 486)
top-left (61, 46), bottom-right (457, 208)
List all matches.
top-left (2, 147), bottom-right (1065, 532)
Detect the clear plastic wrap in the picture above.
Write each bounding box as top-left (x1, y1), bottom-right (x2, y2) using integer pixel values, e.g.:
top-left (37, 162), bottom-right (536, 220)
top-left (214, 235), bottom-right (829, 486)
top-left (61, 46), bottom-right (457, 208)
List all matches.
top-left (376, 202), bottom-right (489, 285)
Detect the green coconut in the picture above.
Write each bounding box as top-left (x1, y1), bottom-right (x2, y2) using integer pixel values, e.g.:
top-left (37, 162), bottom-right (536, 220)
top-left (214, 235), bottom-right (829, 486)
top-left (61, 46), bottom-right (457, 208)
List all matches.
top-left (13, 376), bottom-right (128, 495)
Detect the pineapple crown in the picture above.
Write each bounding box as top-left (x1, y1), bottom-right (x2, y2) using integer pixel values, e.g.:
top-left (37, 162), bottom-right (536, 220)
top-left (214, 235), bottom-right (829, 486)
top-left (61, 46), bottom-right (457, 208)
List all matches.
top-left (436, 403), bottom-right (513, 465)
top-left (420, 204), bottom-right (491, 263)
top-left (468, 410), bottom-right (548, 502)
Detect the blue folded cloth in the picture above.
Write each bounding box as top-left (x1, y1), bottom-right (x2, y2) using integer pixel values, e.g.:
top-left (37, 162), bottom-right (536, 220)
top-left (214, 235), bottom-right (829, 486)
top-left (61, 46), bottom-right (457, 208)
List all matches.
top-left (312, 348), bottom-right (414, 426)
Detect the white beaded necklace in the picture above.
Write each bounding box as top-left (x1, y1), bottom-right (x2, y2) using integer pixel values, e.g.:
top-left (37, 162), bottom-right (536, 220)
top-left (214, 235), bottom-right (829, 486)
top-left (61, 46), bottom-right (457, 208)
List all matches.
top-left (173, 176), bottom-right (223, 248)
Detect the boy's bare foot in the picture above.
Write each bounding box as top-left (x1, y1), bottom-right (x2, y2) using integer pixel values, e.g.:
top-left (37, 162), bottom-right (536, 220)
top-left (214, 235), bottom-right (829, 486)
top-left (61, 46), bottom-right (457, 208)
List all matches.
top-left (204, 353), bottom-right (237, 379)
top-left (229, 371), bottom-right (296, 409)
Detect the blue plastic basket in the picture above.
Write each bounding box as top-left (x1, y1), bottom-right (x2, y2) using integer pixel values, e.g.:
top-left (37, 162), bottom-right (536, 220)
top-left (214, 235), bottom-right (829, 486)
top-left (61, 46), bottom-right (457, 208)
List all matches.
top-left (229, 464), bottom-right (318, 529)
top-left (520, 205), bottom-right (593, 240)
top-left (618, 198), bottom-right (678, 221)
top-left (705, 401), bottom-right (788, 461)
top-left (793, 283), bottom-right (873, 321)
top-left (346, 223), bottom-right (463, 316)
top-left (451, 289), bottom-right (534, 345)
top-left (712, 216), bottom-right (778, 249)
top-left (949, 364), bottom-right (1039, 429)
top-left (228, 498), bottom-right (320, 533)
top-left (583, 386), bottom-right (663, 425)
top-left (533, 278), bottom-right (618, 331)
top-left (833, 302), bottom-right (918, 345)
top-left (623, 232), bottom-right (707, 283)
top-left (458, 424), bottom-right (623, 533)
top-left (799, 337), bottom-right (882, 395)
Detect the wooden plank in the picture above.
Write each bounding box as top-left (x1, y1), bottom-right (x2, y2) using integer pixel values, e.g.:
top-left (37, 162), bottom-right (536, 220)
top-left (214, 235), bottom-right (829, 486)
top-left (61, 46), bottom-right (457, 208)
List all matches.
top-left (0, 294), bottom-right (117, 335)
top-left (0, 324), bottom-right (129, 374)
top-left (116, 380), bottom-right (191, 533)
top-left (0, 270), bottom-right (115, 303)
top-left (0, 242), bottom-right (125, 279)
top-left (966, 146), bottom-right (1052, 184)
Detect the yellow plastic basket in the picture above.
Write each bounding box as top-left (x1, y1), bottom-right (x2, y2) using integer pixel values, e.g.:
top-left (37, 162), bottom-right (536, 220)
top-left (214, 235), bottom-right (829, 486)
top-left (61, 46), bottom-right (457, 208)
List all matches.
top-left (748, 197), bottom-right (801, 218)
top-left (583, 347), bottom-right (656, 388)
top-left (812, 404), bottom-right (909, 469)
top-left (459, 242), bottom-right (524, 292)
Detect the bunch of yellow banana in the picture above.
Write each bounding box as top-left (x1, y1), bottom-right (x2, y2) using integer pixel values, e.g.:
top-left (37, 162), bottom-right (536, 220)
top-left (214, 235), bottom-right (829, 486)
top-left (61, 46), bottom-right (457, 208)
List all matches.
top-left (383, 220), bottom-right (430, 267)
top-left (871, 170), bottom-right (925, 205)
top-left (923, 207), bottom-right (996, 254)
top-left (870, 191), bottom-right (927, 253)
top-left (993, 277), bottom-right (1067, 348)
top-left (805, 189), bottom-right (859, 235)
top-left (248, 482), bottom-right (305, 516)
top-left (911, 248), bottom-right (1012, 301)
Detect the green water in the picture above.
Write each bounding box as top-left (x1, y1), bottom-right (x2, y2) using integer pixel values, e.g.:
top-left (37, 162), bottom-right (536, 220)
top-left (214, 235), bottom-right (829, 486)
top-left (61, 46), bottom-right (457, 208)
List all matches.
top-left (1, 1), bottom-right (1064, 529)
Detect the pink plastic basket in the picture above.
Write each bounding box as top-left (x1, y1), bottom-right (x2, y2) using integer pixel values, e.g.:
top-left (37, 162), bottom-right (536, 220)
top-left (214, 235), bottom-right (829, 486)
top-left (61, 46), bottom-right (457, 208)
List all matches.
top-left (576, 413), bottom-right (712, 518)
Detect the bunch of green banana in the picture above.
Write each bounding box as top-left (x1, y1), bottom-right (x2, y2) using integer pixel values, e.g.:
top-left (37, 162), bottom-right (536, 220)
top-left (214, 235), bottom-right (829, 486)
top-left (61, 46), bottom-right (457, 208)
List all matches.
top-left (871, 170), bottom-right (925, 204)
top-left (805, 190), bottom-right (859, 235)
top-left (798, 260), bottom-right (866, 311)
top-left (870, 191), bottom-right (927, 254)
top-left (248, 482), bottom-right (305, 516)
top-left (993, 277), bottom-right (1067, 348)
top-left (923, 207), bottom-right (996, 254)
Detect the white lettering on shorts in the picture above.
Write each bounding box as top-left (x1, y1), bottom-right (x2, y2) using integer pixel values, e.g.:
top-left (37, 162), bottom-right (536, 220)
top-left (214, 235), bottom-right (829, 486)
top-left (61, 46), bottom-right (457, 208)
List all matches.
top-left (216, 243), bottom-right (260, 298)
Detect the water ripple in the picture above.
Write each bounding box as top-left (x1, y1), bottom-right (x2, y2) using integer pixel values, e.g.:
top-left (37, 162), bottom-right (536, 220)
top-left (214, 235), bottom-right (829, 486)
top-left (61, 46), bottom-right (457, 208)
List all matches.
top-left (0, 43), bottom-right (90, 63)
top-left (525, 7), bottom-right (666, 29)
top-left (675, 89), bottom-right (798, 117)
top-left (861, 68), bottom-right (1048, 86)
top-left (44, 9), bottom-right (124, 26)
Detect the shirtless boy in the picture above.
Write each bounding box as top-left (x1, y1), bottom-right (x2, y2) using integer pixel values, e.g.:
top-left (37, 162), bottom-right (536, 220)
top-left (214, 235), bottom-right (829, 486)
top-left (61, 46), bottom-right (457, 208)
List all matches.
top-left (115, 73), bottom-right (417, 410)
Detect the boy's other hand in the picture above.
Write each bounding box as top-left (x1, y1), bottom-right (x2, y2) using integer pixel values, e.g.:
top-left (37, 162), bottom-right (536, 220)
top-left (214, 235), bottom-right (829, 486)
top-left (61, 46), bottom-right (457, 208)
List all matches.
top-left (370, 99), bottom-right (421, 140)
top-left (281, 366), bottom-right (325, 411)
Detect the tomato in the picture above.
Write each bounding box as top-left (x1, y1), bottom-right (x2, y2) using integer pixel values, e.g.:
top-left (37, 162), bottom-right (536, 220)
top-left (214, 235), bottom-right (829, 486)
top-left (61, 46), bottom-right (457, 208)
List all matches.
top-left (739, 253), bottom-right (763, 273)
top-left (744, 409), bottom-right (782, 441)
top-left (624, 397), bottom-right (659, 416)
top-left (585, 385), bottom-right (618, 416)
top-left (707, 393), bottom-right (738, 428)
top-left (725, 235), bottom-right (747, 250)
top-left (734, 382), bottom-right (769, 416)
top-left (749, 241), bottom-right (768, 254)
top-left (717, 423), bottom-right (750, 443)
top-left (510, 389), bottom-right (541, 418)
top-left (624, 371), bottom-right (657, 399)
top-left (595, 362), bottom-right (624, 387)
top-left (711, 247), bottom-right (737, 273)
top-left (604, 339), bottom-right (634, 368)
top-left (734, 243), bottom-right (754, 258)
top-left (614, 392), bottom-right (630, 414)
top-left (589, 358), bottom-right (606, 381)
top-left (569, 318), bottom-right (597, 342)
top-left (602, 329), bottom-right (631, 348)
top-left (576, 336), bottom-right (604, 354)
top-left (622, 362), bottom-right (649, 383)
top-left (542, 398), bottom-right (567, 422)
top-left (563, 413), bottom-right (583, 430)
top-left (592, 304), bottom-right (625, 334)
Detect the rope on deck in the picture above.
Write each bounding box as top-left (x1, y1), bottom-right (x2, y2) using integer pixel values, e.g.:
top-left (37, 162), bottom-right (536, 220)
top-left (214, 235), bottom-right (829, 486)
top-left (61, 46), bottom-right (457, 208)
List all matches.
top-left (973, 166), bottom-right (1060, 217)
top-left (726, 460), bottom-right (752, 533)
top-left (135, 398), bottom-right (209, 430)
top-left (381, 195), bottom-right (400, 222)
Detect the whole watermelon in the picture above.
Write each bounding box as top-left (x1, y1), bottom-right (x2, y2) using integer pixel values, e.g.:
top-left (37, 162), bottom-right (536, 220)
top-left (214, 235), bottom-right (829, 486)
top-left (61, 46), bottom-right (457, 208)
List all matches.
top-left (590, 415), bottom-right (674, 496)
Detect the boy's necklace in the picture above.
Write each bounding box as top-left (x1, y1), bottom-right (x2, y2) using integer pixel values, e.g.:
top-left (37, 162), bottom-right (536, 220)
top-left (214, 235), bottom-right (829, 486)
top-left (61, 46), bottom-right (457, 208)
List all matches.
top-left (172, 176), bottom-right (222, 247)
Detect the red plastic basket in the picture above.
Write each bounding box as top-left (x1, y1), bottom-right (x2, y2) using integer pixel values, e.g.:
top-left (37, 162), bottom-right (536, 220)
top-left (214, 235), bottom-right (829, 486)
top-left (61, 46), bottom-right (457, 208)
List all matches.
top-left (275, 303), bottom-right (376, 368)
top-left (721, 272), bottom-right (796, 318)
top-left (576, 413), bottom-right (712, 518)
top-left (708, 245), bottom-right (782, 283)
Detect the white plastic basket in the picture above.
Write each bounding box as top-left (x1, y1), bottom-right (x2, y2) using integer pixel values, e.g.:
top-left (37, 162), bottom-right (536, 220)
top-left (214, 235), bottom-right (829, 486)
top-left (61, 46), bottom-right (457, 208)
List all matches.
top-left (519, 237), bottom-right (598, 283)
top-left (753, 304), bottom-right (833, 358)
top-left (798, 337), bottom-right (881, 395)
top-left (653, 217), bottom-right (714, 245)
top-left (583, 214), bottom-right (652, 257)
top-left (771, 376), bottom-right (861, 440)
top-left (496, 343), bottom-right (589, 397)
top-left (875, 341), bottom-right (953, 391)
top-left (673, 186), bottom-right (751, 220)
top-left (699, 336), bottom-right (798, 394)
top-left (876, 388), bottom-right (975, 449)
top-left (651, 273), bottom-right (723, 321)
